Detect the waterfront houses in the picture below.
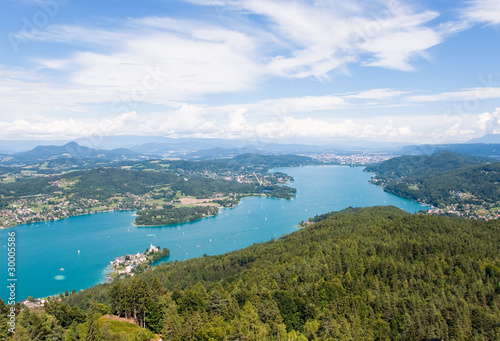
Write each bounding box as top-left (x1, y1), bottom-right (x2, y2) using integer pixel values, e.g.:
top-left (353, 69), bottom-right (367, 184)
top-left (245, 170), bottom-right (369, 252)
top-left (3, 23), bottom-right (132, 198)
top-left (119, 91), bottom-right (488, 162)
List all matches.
top-left (108, 243), bottom-right (169, 281)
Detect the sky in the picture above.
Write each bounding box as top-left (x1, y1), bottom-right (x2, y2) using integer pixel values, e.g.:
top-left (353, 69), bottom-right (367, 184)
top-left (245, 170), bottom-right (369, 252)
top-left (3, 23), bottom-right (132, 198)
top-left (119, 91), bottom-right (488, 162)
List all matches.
top-left (0, 0), bottom-right (500, 144)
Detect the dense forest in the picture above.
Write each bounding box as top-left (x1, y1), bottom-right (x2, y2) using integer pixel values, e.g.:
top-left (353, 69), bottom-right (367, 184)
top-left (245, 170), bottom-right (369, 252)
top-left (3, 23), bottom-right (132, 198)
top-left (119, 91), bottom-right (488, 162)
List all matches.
top-left (0, 154), bottom-right (301, 228)
top-left (366, 151), bottom-right (500, 207)
top-left (0, 152), bottom-right (307, 200)
top-left (134, 205), bottom-right (219, 226)
top-left (0, 168), bottom-right (178, 199)
top-left (142, 154), bottom-right (320, 174)
top-left (365, 151), bottom-right (489, 180)
top-left (5, 206), bottom-right (499, 340)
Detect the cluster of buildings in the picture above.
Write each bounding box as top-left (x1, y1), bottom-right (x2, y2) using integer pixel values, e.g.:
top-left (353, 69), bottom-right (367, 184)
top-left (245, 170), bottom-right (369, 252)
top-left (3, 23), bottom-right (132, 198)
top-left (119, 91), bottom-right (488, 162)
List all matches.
top-left (21, 298), bottom-right (47, 309)
top-left (309, 153), bottom-right (394, 165)
top-left (179, 167), bottom-right (292, 186)
top-left (0, 192), bottom-right (154, 229)
top-left (428, 203), bottom-right (500, 221)
top-left (1, 197), bottom-right (70, 228)
top-left (107, 243), bottom-right (159, 280)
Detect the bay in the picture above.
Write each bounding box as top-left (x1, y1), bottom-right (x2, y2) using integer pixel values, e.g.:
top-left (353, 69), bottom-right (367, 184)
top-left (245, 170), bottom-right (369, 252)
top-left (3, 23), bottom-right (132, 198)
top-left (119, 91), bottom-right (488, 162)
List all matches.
top-left (0, 166), bottom-right (427, 301)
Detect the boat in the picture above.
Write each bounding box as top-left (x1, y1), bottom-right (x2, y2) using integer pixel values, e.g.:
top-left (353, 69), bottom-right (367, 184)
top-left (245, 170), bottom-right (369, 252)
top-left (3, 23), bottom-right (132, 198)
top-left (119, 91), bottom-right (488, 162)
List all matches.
top-left (60, 268), bottom-right (65, 271)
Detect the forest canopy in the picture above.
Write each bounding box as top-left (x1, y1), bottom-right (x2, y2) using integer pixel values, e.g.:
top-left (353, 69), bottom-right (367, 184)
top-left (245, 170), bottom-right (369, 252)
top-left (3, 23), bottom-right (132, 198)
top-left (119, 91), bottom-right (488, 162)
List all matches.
top-left (14, 206), bottom-right (496, 340)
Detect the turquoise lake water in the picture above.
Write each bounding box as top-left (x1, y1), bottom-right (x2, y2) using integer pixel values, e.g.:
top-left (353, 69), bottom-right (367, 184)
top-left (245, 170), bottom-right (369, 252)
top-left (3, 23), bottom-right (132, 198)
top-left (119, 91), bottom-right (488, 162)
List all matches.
top-left (0, 166), bottom-right (427, 301)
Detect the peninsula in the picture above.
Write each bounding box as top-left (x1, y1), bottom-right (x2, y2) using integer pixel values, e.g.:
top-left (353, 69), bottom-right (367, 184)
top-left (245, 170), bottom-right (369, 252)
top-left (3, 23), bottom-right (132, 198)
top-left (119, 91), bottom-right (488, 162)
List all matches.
top-left (107, 243), bottom-right (170, 281)
top-left (0, 152), bottom-right (313, 228)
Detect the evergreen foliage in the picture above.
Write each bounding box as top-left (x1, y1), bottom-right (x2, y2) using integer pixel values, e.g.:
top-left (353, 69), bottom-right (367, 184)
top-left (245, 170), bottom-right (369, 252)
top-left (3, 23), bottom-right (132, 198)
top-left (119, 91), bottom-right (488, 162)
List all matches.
top-left (366, 151), bottom-right (500, 207)
top-left (52, 206), bottom-right (500, 340)
top-left (135, 205), bottom-right (218, 226)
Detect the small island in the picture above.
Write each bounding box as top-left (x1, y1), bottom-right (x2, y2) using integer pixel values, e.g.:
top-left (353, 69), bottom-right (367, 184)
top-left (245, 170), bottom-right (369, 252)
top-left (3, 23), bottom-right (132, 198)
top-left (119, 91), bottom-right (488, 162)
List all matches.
top-left (134, 204), bottom-right (219, 226)
top-left (133, 184), bottom-right (297, 226)
top-left (107, 243), bottom-right (170, 281)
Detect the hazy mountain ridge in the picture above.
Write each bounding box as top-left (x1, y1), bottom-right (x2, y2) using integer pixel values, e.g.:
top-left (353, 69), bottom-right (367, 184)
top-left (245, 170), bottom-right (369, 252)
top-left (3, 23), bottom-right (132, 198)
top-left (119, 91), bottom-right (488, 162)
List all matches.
top-left (1, 142), bottom-right (152, 165)
top-left (399, 143), bottom-right (500, 159)
top-left (468, 133), bottom-right (500, 144)
top-left (0, 135), bottom-right (413, 155)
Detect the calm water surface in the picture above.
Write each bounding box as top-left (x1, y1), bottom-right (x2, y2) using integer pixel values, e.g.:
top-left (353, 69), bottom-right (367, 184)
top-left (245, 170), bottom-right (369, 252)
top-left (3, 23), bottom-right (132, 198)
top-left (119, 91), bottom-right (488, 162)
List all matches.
top-left (0, 166), bottom-right (427, 301)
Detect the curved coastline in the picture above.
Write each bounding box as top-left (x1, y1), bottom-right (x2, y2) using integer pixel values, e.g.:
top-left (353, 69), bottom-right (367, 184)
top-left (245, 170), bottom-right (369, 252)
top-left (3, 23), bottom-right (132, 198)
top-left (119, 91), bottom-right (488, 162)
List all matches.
top-left (0, 166), bottom-right (428, 301)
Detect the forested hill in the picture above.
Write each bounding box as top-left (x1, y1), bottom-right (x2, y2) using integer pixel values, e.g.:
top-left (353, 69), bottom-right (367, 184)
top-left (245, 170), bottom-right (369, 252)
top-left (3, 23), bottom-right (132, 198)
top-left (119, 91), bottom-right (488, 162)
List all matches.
top-left (365, 150), bottom-right (489, 179)
top-left (132, 153), bottom-right (322, 174)
top-left (0, 153), bottom-right (305, 227)
top-left (25, 206), bottom-right (498, 340)
top-left (365, 151), bottom-right (500, 218)
top-left (227, 153), bottom-right (316, 167)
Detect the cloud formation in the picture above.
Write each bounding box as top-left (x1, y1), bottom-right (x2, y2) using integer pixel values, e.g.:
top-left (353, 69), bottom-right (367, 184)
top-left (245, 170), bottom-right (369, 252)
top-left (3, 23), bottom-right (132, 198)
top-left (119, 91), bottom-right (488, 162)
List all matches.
top-left (188, 0), bottom-right (447, 75)
top-left (463, 0), bottom-right (500, 25)
top-left (407, 87), bottom-right (500, 102)
top-left (0, 0), bottom-right (498, 142)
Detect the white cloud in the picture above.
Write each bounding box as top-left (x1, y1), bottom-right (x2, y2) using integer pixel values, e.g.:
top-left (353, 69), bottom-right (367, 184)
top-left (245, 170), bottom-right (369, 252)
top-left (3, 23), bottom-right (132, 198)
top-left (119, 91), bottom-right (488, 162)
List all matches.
top-left (7, 16), bottom-right (262, 106)
top-left (0, 108), bottom-right (416, 141)
top-left (67, 30), bottom-right (260, 102)
top-left (346, 88), bottom-right (408, 99)
top-left (1, 1), bottom-right (463, 120)
top-left (360, 27), bottom-right (440, 71)
top-left (445, 123), bottom-right (475, 138)
top-left (407, 87), bottom-right (500, 102)
top-left (0, 0), bottom-right (493, 143)
top-left (257, 95), bottom-right (348, 114)
top-left (227, 108), bottom-right (249, 132)
top-left (463, 0), bottom-right (500, 25)
top-left (162, 104), bottom-right (215, 133)
top-left (5, 106), bottom-right (500, 142)
top-left (254, 116), bottom-right (416, 139)
top-left (474, 108), bottom-right (500, 133)
top-left (184, 0), bottom-right (452, 76)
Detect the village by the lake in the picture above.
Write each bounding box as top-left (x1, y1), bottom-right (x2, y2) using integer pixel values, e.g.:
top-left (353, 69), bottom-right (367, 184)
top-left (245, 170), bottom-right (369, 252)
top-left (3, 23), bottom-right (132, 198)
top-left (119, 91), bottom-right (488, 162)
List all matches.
top-left (106, 243), bottom-right (170, 281)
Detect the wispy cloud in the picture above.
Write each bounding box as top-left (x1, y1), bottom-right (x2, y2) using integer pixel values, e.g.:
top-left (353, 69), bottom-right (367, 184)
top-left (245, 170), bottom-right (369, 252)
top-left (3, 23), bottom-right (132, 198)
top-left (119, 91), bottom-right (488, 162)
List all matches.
top-left (185, 0), bottom-right (452, 75)
top-left (463, 0), bottom-right (500, 25)
top-left (2, 16), bottom-right (263, 118)
top-left (346, 88), bottom-right (409, 99)
top-left (0, 0), bottom-right (496, 142)
top-left (407, 87), bottom-right (500, 102)
top-left (0, 110), bottom-right (417, 141)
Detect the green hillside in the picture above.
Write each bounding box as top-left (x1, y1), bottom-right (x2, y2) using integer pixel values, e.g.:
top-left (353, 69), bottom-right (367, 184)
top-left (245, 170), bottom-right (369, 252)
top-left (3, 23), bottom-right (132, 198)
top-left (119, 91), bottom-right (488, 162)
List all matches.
top-left (0, 155), bottom-right (299, 227)
top-left (31, 206), bottom-right (499, 340)
top-left (366, 152), bottom-right (500, 218)
top-left (365, 151), bottom-right (488, 180)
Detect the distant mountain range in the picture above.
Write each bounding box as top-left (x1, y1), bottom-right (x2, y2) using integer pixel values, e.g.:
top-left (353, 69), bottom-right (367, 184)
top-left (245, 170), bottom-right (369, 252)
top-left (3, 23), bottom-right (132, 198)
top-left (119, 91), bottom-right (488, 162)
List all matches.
top-left (1, 133), bottom-right (500, 162)
top-left (468, 133), bottom-right (500, 143)
top-left (0, 135), bottom-right (410, 155)
top-left (0, 142), bottom-right (151, 165)
top-left (399, 143), bottom-right (500, 159)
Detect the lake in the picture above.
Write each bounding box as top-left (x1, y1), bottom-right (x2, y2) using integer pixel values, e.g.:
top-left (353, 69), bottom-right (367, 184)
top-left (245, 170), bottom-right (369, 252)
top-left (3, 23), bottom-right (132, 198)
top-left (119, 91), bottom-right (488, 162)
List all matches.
top-left (0, 166), bottom-right (427, 301)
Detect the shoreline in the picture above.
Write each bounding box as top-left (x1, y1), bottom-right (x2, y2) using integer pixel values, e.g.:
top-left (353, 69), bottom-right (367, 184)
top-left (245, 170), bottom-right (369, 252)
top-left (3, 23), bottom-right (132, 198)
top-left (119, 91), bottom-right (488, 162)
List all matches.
top-left (0, 165), bottom-right (430, 302)
top-left (1, 190), bottom-right (294, 230)
top-left (1, 166), bottom-right (376, 230)
top-left (0, 208), bottom-right (137, 230)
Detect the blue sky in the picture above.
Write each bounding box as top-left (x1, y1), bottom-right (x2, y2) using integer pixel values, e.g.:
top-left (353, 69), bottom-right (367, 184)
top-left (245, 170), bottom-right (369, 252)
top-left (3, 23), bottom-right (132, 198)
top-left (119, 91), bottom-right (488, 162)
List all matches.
top-left (0, 0), bottom-right (500, 144)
